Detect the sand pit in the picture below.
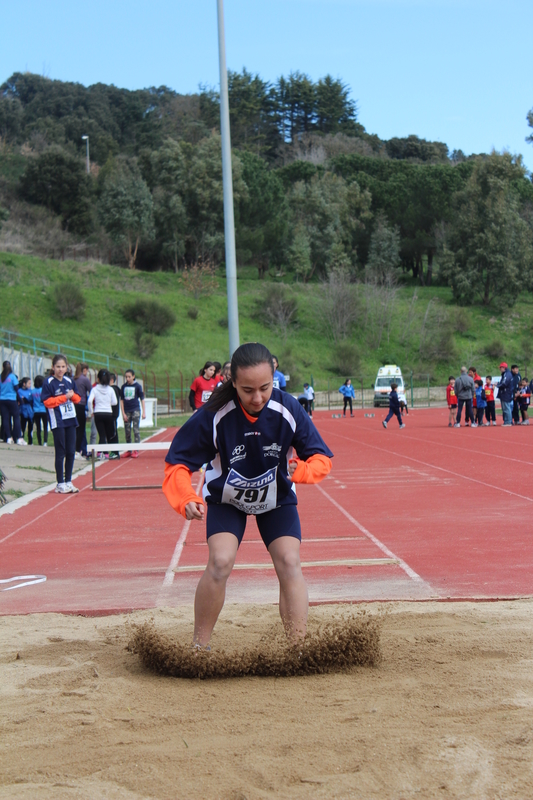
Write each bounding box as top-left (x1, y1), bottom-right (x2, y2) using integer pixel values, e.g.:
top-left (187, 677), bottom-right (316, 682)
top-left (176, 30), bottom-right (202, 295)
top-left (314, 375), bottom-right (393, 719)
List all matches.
top-left (2, 600), bottom-right (533, 799)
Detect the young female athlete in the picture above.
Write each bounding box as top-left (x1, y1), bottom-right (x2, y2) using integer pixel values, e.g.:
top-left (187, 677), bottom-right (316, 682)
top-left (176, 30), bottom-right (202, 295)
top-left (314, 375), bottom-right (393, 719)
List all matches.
top-left (163, 342), bottom-right (333, 647)
top-left (41, 354), bottom-right (81, 493)
top-left (189, 362), bottom-right (218, 412)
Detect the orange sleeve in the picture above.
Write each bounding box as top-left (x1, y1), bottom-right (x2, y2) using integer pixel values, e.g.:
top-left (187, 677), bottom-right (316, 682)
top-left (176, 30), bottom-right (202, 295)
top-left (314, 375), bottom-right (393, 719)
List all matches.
top-left (163, 463), bottom-right (204, 518)
top-left (43, 394), bottom-right (67, 408)
top-left (290, 454), bottom-right (332, 484)
top-left (72, 393), bottom-right (81, 404)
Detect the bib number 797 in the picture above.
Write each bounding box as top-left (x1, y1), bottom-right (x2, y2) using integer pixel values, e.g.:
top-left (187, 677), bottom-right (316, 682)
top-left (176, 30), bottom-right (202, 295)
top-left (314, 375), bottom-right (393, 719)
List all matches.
top-left (221, 467), bottom-right (278, 515)
top-left (233, 486), bottom-right (269, 503)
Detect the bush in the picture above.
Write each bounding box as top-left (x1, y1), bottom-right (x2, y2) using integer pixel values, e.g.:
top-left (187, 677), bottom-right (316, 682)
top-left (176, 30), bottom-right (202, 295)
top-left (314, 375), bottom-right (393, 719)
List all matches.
top-left (330, 342), bottom-right (361, 376)
top-left (217, 317), bottom-right (228, 328)
top-left (187, 307), bottom-right (199, 320)
top-left (454, 308), bottom-right (471, 334)
top-left (484, 339), bottom-right (505, 359)
top-left (254, 285), bottom-right (298, 340)
top-left (134, 329), bottom-right (158, 360)
top-left (122, 299), bottom-right (176, 336)
top-left (54, 280), bottom-right (86, 320)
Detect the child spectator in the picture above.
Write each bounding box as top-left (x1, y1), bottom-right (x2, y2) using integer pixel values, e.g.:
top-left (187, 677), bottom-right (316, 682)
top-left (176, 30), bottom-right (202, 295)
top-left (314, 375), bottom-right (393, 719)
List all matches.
top-left (108, 373), bottom-right (121, 459)
top-left (446, 376), bottom-right (457, 427)
top-left (511, 365), bottom-right (522, 425)
top-left (74, 362), bottom-right (92, 458)
top-left (32, 376), bottom-right (49, 446)
top-left (339, 379), bottom-right (355, 417)
top-left (17, 377), bottom-right (34, 444)
top-left (272, 356), bottom-right (287, 392)
top-left (484, 375), bottom-right (497, 426)
top-left (120, 369), bottom-right (145, 458)
top-left (0, 361), bottom-right (25, 445)
top-left (382, 383), bottom-right (405, 429)
top-left (87, 369), bottom-right (118, 458)
top-left (189, 362), bottom-right (218, 411)
top-left (41, 354), bottom-right (81, 493)
top-left (298, 382), bottom-right (315, 417)
top-left (474, 380), bottom-right (488, 426)
top-left (517, 379), bottom-right (530, 425)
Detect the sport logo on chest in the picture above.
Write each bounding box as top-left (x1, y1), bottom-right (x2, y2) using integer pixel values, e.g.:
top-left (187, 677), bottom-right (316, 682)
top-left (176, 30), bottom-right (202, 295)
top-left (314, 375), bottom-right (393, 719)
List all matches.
top-left (262, 442), bottom-right (282, 459)
top-left (230, 444), bottom-right (246, 464)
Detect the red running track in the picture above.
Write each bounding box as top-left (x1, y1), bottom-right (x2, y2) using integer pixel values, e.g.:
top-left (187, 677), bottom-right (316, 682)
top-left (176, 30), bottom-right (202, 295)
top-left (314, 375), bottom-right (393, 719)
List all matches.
top-left (1, 410), bottom-right (532, 615)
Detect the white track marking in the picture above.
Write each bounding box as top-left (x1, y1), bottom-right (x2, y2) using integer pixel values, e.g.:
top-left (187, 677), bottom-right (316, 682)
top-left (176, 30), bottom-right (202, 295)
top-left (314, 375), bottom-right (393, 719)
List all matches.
top-left (314, 483), bottom-right (435, 591)
top-left (174, 558), bottom-right (398, 572)
top-left (378, 430), bottom-right (533, 467)
top-left (327, 429), bottom-right (533, 504)
top-left (1, 575), bottom-right (46, 591)
top-left (157, 474), bottom-right (204, 597)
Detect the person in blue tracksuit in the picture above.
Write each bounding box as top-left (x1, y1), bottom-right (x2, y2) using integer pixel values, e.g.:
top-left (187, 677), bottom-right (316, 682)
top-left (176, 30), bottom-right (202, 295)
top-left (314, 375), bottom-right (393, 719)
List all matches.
top-left (0, 361), bottom-right (25, 445)
top-left (41, 354), bottom-right (81, 493)
top-left (32, 376), bottom-right (49, 446)
top-left (17, 377), bottom-right (35, 444)
top-left (382, 383), bottom-right (405, 429)
top-left (339, 379), bottom-right (356, 417)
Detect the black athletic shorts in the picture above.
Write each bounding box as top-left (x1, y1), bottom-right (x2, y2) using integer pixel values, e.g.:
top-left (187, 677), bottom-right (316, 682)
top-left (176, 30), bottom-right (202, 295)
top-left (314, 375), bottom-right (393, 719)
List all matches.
top-left (206, 503), bottom-right (301, 549)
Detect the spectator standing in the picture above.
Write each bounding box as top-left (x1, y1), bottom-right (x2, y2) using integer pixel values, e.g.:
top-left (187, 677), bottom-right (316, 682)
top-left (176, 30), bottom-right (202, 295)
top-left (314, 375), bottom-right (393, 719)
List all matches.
top-left (87, 369), bottom-right (118, 458)
top-left (497, 363), bottom-right (513, 426)
top-left (474, 380), bottom-right (488, 426)
top-left (41, 354), bottom-right (81, 493)
top-left (189, 362), bottom-right (217, 411)
top-left (32, 375), bottom-right (49, 445)
top-left (446, 376), bottom-right (457, 427)
top-left (517, 379), bottom-right (530, 425)
top-left (272, 356), bottom-right (287, 392)
top-left (339, 379), bottom-right (355, 417)
top-left (298, 383), bottom-right (315, 417)
top-left (0, 361), bottom-right (25, 445)
top-left (108, 373), bottom-right (121, 459)
top-left (74, 363), bottom-right (92, 458)
top-left (511, 365), bottom-right (522, 425)
top-left (454, 367), bottom-right (476, 427)
top-left (120, 369), bottom-right (146, 458)
top-left (17, 378), bottom-right (35, 444)
top-left (382, 383), bottom-right (405, 429)
top-left (484, 376), bottom-right (497, 426)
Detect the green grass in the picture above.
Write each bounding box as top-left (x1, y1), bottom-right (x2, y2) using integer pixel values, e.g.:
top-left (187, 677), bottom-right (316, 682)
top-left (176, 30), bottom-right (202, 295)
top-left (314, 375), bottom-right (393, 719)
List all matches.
top-left (1, 250), bottom-right (532, 389)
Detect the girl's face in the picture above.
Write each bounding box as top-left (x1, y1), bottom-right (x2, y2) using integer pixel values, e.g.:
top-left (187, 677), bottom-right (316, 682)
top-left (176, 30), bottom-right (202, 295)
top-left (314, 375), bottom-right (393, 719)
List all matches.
top-left (233, 363), bottom-right (273, 416)
top-left (204, 365), bottom-right (216, 379)
top-left (347, 379), bottom-right (351, 386)
top-left (23, 380), bottom-right (31, 389)
top-left (53, 360), bottom-right (68, 379)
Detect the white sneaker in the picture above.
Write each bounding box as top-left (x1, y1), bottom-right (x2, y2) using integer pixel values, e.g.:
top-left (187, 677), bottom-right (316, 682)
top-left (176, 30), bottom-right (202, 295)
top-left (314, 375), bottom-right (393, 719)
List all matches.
top-left (65, 482), bottom-right (80, 493)
top-left (74, 452), bottom-right (83, 460)
top-left (471, 423), bottom-right (478, 428)
top-left (55, 483), bottom-right (69, 493)
top-left (400, 424), bottom-right (406, 429)
top-left (6, 437), bottom-right (14, 444)
top-left (43, 442), bottom-right (48, 446)
top-left (382, 421), bottom-right (387, 429)
top-left (454, 423), bottom-right (461, 428)
top-left (16, 438), bottom-right (27, 446)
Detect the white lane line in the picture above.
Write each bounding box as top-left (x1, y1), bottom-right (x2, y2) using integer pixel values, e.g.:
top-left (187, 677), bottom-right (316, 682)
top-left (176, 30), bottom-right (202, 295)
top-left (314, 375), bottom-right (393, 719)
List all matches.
top-left (327, 429), bottom-right (533, 504)
top-left (174, 558), bottom-right (398, 573)
top-left (384, 431), bottom-right (533, 467)
top-left (1, 575), bottom-right (47, 591)
top-left (157, 474), bottom-right (204, 596)
top-left (314, 483), bottom-right (436, 592)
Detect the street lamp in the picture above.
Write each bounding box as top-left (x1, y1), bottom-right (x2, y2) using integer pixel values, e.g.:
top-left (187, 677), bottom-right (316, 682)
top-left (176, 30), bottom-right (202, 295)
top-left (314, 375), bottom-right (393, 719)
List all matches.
top-left (81, 135), bottom-right (90, 174)
top-left (216, 0), bottom-right (240, 356)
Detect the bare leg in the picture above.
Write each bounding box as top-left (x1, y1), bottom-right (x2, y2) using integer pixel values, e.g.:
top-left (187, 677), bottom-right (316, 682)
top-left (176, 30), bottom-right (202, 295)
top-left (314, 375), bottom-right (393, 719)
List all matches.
top-left (193, 532), bottom-right (239, 646)
top-left (268, 536), bottom-right (308, 642)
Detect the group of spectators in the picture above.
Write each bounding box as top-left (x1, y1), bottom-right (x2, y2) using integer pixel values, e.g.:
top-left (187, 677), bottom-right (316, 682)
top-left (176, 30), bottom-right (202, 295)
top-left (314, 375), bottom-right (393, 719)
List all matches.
top-left (0, 359), bottom-right (146, 457)
top-left (447, 363), bottom-right (531, 427)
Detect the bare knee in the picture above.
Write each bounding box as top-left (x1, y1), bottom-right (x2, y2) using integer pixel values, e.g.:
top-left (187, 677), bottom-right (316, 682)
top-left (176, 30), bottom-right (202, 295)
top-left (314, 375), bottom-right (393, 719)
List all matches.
top-left (207, 551), bottom-right (235, 582)
top-left (272, 547), bottom-right (302, 581)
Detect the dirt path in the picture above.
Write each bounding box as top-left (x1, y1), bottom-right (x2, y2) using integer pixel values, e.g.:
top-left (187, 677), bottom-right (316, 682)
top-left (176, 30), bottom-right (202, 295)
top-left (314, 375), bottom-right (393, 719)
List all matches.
top-left (1, 600), bottom-right (533, 799)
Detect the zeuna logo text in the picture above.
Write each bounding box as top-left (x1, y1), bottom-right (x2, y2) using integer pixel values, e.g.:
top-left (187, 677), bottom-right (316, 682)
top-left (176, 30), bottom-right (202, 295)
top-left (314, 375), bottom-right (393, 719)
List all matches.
top-left (230, 444), bottom-right (247, 464)
top-left (262, 442), bottom-right (282, 458)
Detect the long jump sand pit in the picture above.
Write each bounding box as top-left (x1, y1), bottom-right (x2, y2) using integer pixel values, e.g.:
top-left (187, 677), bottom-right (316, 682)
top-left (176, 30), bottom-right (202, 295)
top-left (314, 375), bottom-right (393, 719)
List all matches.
top-left (2, 600), bottom-right (533, 800)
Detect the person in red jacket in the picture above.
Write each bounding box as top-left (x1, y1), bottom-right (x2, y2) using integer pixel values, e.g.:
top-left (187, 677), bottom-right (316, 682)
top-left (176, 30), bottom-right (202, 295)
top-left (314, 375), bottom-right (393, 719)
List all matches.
top-left (446, 376), bottom-right (457, 427)
top-left (484, 375), bottom-right (497, 426)
top-left (189, 362), bottom-right (218, 412)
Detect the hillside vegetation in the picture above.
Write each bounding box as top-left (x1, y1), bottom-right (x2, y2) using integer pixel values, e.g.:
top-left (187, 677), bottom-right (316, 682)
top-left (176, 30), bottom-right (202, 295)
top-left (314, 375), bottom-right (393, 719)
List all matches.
top-left (2, 252), bottom-right (532, 390)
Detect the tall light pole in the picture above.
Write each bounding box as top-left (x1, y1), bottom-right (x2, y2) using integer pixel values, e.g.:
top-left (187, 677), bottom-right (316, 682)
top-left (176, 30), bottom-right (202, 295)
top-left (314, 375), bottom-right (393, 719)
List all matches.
top-left (81, 135), bottom-right (90, 174)
top-left (217, 0), bottom-right (240, 356)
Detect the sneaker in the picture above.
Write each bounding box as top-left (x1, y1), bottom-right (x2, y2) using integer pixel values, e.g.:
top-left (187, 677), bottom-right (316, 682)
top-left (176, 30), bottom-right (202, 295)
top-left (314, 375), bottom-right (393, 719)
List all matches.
top-left (43, 442), bottom-right (48, 446)
top-left (454, 423), bottom-right (461, 428)
top-left (502, 423), bottom-right (512, 427)
top-left (6, 437), bottom-right (14, 444)
top-left (65, 482), bottom-right (80, 493)
top-left (471, 423), bottom-right (478, 428)
top-left (491, 421), bottom-right (497, 426)
top-left (74, 452), bottom-right (83, 460)
top-left (448, 423), bottom-right (452, 427)
top-left (109, 452), bottom-right (121, 460)
top-left (16, 438), bottom-right (27, 446)
top-left (123, 450), bottom-right (132, 458)
top-left (382, 420), bottom-right (387, 429)
top-left (131, 451), bottom-right (139, 458)
top-left (55, 483), bottom-right (69, 494)
top-left (483, 423), bottom-right (489, 426)
top-left (400, 424), bottom-right (406, 429)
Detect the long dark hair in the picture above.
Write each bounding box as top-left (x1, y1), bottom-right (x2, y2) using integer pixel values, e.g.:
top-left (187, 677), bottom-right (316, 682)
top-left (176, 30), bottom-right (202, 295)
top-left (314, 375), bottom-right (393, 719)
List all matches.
top-left (204, 343), bottom-right (274, 413)
top-left (1, 361), bottom-right (12, 382)
top-left (34, 375), bottom-right (44, 389)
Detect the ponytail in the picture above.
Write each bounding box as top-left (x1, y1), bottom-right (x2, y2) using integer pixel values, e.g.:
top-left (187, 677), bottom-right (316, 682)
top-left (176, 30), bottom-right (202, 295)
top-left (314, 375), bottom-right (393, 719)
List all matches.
top-left (204, 342), bottom-right (274, 413)
top-left (1, 361), bottom-right (12, 383)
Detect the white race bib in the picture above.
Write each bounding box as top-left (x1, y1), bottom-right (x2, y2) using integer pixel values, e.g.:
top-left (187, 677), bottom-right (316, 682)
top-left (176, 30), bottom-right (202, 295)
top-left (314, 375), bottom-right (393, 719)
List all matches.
top-left (221, 467), bottom-right (278, 515)
top-left (59, 401), bottom-right (76, 420)
top-left (201, 390), bottom-right (212, 403)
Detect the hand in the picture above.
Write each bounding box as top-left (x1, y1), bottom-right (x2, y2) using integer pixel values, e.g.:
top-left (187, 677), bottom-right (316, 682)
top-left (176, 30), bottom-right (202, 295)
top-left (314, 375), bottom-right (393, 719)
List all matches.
top-left (66, 390), bottom-right (74, 399)
top-left (288, 459), bottom-right (298, 478)
top-left (142, 413), bottom-right (146, 419)
top-left (185, 502), bottom-right (204, 521)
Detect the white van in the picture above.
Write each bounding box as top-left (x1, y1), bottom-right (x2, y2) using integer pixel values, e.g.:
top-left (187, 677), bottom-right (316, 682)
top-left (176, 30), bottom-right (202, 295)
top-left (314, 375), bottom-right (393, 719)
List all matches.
top-left (373, 365), bottom-right (405, 407)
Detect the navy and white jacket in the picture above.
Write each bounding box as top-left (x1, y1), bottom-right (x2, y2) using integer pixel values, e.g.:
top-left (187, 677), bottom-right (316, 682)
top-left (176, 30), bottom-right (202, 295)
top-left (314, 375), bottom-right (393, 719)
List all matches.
top-left (41, 375), bottom-right (79, 430)
top-left (166, 389), bottom-right (333, 514)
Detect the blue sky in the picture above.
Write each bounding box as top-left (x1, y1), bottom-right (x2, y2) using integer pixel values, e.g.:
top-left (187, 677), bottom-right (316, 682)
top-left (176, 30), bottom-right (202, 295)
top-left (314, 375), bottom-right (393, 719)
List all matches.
top-left (1, 0), bottom-right (532, 170)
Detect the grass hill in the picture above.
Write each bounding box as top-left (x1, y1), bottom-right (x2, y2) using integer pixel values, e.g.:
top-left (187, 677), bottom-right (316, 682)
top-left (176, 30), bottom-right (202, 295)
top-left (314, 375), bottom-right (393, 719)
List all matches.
top-left (1, 252), bottom-right (532, 394)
